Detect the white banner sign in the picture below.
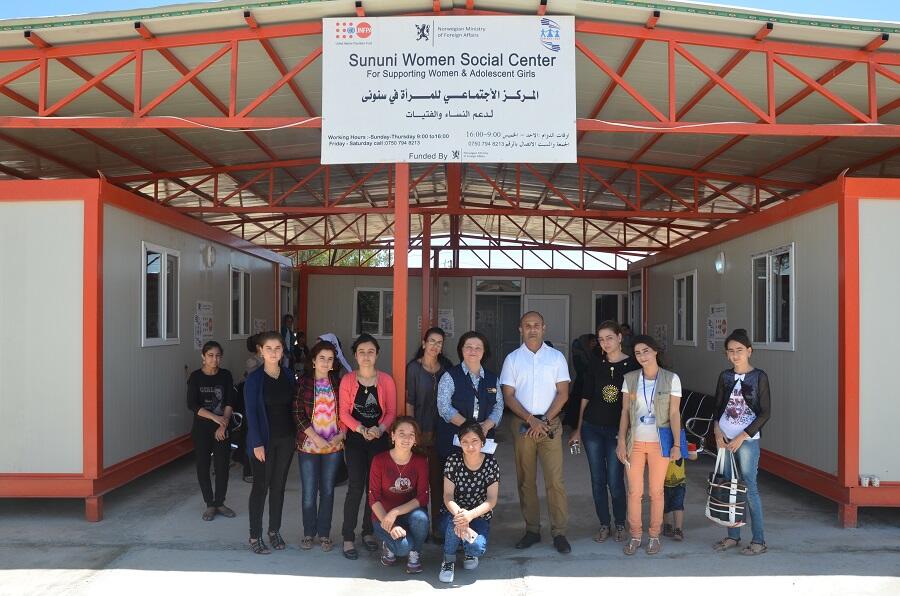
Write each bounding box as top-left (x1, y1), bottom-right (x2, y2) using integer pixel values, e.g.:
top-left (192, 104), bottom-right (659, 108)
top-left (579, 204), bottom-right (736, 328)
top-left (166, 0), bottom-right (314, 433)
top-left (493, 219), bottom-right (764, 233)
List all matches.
top-left (322, 16), bottom-right (576, 164)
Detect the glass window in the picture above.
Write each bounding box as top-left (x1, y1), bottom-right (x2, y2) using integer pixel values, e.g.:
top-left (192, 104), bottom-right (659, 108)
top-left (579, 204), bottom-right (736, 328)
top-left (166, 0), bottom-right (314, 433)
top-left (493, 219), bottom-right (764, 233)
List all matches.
top-left (752, 244), bottom-right (794, 349)
top-left (354, 288), bottom-right (393, 337)
top-left (474, 279), bottom-right (523, 293)
top-left (230, 266), bottom-right (251, 339)
top-left (673, 271), bottom-right (697, 346)
top-left (142, 242), bottom-right (179, 346)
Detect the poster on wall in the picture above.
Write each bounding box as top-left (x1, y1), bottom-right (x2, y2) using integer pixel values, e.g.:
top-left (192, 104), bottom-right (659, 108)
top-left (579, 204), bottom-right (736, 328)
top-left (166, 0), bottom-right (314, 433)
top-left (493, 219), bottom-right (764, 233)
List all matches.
top-left (253, 319), bottom-right (268, 334)
top-left (417, 309), bottom-right (456, 337)
top-left (193, 301), bottom-right (214, 350)
top-left (322, 16), bottom-right (576, 163)
top-left (706, 303), bottom-right (728, 351)
top-left (652, 323), bottom-right (668, 353)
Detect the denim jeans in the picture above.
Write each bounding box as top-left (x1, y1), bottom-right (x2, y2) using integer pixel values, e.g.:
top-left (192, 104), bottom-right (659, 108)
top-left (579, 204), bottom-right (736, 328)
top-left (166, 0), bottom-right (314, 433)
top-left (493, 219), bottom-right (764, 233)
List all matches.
top-left (372, 507), bottom-right (429, 557)
top-left (724, 439), bottom-right (765, 544)
top-left (298, 451), bottom-right (342, 538)
top-left (581, 421), bottom-right (626, 528)
top-left (438, 511), bottom-right (490, 560)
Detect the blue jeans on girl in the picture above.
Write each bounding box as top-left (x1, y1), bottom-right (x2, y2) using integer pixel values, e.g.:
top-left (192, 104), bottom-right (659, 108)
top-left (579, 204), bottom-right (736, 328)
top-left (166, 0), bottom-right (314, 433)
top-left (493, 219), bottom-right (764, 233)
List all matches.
top-left (372, 507), bottom-right (429, 556)
top-left (581, 421), bottom-right (626, 529)
top-left (438, 510), bottom-right (491, 560)
top-left (724, 438), bottom-right (765, 544)
top-left (298, 451), bottom-right (342, 538)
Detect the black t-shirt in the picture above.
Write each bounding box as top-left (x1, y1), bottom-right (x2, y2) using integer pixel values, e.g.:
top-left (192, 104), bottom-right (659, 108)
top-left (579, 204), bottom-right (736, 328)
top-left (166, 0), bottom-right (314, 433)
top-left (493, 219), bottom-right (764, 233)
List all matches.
top-left (353, 383), bottom-right (382, 429)
top-left (263, 371), bottom-right (296, 439)
top-left (441, 452), bottom-right (500, 520)
top-left (187, 369), bottom-right (235, 431)
top-left (581, 354), bottom-right (641, 427)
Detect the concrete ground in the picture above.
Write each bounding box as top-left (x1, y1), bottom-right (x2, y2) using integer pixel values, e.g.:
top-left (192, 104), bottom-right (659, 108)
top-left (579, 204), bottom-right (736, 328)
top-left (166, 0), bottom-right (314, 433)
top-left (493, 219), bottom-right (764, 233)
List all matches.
top-left (2, 428), bottom-right (899, 596)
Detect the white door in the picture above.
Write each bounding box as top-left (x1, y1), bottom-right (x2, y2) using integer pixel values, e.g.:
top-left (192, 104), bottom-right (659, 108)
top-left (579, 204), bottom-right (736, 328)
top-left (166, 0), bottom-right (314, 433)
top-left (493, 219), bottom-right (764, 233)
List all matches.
top-left (523, 294), bottom-right (570, 358)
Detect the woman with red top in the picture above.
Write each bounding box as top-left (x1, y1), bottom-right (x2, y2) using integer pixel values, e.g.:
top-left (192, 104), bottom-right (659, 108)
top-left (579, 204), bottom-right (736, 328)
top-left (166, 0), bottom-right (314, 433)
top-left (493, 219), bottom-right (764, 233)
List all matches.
top-left (369, 416), bottom-right (430, 574)
top-left (338, 333), bottom-right (397, 560)
top-left (293, 340), bottom-right (345, 553)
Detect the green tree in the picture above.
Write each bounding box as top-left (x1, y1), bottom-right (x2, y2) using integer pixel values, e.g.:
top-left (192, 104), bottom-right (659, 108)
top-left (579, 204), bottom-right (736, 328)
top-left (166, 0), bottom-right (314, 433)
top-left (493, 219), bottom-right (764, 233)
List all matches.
top-left (296, 248), bottom-right (390, 267)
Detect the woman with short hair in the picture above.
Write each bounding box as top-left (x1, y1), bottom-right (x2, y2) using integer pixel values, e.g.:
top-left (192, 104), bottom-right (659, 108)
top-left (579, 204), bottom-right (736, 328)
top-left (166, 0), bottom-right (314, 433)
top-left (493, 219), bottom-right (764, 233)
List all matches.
top-left (435, 331), bottom-right (504, 461)
top-left (338, 333), bottom-right (397, 559)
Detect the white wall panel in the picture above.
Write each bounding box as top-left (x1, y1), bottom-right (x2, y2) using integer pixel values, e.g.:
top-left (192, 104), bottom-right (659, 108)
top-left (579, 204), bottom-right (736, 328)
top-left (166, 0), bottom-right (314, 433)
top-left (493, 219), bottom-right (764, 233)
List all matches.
top-left (644, 205), bottom-right (838, 474)
top-left (0, 201), bottom-right (83, 473)
top-left (858, 199), bottom-right (900, 481)
top-left (103, 205), bottom-right (276, 467)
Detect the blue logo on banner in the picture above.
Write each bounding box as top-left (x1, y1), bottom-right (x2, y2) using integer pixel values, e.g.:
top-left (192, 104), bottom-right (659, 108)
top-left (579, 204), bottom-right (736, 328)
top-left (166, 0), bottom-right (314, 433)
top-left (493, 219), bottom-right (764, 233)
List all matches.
top-left (540, 18), bottom-right (561, 52)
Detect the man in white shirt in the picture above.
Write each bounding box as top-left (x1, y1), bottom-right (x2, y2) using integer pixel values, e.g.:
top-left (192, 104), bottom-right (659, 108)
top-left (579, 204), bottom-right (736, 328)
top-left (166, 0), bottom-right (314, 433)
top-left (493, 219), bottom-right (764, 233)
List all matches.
top-left (500, 311), bottom-right (572, 554)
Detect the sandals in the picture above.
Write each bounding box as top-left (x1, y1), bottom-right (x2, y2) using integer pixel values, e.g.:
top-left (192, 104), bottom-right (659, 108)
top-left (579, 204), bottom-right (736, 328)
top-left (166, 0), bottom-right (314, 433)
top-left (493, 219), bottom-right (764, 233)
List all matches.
top-left (300, 536), bottom-right (314, 550)
top-left (216, 505), bottom-right (236, 518)
top-left (267, 530), bottom-right (286, 550)
top-left (202, 506), bottom-right (216, 521)
top-left (320, 537), bottom-right (334, 552)
top-left (623, 538), bottom-right (641, 556)
top-left (645, 537), bottom-right (661, 555)
top-left (343, 541), bottom-right (359, 560)
top-left (741, 542), bottom-right (768, 556)
top-left (713, 537), bottom-right (741, 552)
top-left (614, 526), bottom-right (626, 542)
top-left (593, 525), bottom-right (610, 543)
top-left (249, 537), bottom-right (271, 555)
top-left (362, 534), bottom-right (378, 552)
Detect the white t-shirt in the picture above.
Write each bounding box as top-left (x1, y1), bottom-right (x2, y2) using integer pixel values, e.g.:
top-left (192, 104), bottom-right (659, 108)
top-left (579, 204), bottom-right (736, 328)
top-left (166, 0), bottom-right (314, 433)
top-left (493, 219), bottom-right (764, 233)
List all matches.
top-left (718, 375), bottom-right (760, 441)
top-left (623, 372), bottom-right (682, 443)
top-left (500, 343), bottom-right (571, 416)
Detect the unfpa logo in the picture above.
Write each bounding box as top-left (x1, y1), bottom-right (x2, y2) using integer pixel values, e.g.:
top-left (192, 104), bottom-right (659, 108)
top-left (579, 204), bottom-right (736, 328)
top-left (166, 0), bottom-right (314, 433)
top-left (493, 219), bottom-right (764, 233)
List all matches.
top-left (539, 18), bottom-right (561, 52)
top-left (335, 21), bottom-right (372, 39)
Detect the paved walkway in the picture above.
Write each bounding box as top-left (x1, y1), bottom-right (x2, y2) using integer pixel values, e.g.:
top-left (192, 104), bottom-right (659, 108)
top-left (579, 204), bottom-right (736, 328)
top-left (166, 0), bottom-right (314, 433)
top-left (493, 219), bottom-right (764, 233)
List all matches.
top-left (2, 428), bottom-right (899, 595)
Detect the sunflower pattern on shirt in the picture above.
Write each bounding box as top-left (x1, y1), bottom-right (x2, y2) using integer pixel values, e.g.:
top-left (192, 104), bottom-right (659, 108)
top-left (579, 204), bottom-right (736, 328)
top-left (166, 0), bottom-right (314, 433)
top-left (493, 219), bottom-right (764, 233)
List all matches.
top-left (441, 452), bottom-right (500, 520)
top-left (301, 378), bottom-right (340, 454)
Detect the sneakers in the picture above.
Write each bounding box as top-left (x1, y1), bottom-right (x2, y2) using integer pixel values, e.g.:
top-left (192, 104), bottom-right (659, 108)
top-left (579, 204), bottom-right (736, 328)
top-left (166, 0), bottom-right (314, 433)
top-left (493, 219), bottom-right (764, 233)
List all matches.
top-left (380, 542), bottom-right (397, 567)
top-left (439, 560), bottom-right (455, 583)
top-left (406, 550), bottom-right (422, 574)
top-left (463, 555), bottom-right (479, 570)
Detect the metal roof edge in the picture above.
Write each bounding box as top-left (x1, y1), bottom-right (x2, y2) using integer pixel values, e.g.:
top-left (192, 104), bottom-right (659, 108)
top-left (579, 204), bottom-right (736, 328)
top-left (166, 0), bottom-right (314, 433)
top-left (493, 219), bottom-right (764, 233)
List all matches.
top-left (0, 0), bottom-right (324, 32)
top-left (1, 0), bottom-right (897, 33)
top-left (579, 0), bottom-right (900, 33)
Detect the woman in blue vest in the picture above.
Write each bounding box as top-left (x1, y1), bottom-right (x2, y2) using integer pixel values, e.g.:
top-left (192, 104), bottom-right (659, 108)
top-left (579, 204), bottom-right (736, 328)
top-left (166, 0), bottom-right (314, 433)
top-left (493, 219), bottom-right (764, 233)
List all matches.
top-left (435, 331), bottom-right (504, 462)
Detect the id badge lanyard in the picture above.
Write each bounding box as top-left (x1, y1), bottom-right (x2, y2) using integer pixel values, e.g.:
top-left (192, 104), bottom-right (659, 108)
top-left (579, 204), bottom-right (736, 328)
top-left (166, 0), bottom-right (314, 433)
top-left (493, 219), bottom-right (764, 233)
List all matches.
top-left (640, 373), bottom-right (656, 425)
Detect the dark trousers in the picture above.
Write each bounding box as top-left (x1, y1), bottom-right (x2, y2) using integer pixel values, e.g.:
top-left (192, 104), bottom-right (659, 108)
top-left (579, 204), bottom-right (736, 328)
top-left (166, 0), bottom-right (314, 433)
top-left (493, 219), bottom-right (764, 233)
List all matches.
top-left (298, 451), bottom-right (343, 538)
top-left (192, 423), bottom-right (230, 507)
top-left (581, 421), bottom-right (626, 528)
top-left (341, 430), bottom-right (389, 542)
top-left (248, 435), bottom-right (295, 539)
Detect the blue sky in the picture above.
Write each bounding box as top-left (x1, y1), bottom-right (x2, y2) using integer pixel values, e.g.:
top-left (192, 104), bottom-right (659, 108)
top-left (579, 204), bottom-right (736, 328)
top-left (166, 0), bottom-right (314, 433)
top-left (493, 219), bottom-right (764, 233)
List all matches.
top-left (0, 1), bottom-right (896, 22)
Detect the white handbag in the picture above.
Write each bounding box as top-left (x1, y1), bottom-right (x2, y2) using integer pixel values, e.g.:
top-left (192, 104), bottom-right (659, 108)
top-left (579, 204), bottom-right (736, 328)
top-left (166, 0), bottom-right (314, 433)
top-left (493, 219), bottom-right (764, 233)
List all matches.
top-left (705, 447), bottom-right (747, 528)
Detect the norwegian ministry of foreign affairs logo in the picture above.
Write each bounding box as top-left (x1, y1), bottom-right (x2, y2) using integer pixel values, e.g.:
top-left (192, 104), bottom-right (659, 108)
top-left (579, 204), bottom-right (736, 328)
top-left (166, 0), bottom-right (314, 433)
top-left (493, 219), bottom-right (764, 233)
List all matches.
top-left (416, 23), bottom-right (430, 41)
top-left (540, 18), bottom-right (561, 52)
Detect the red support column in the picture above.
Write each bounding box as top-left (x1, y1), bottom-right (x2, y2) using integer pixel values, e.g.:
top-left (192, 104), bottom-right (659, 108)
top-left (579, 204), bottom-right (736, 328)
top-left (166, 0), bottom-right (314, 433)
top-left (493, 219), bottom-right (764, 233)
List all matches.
top-left (421, 214), bottom-right (432, 337)
top-left (393, 163), bottom-right (410, 414)
top-left (432, 249), bottom-right (441, 328)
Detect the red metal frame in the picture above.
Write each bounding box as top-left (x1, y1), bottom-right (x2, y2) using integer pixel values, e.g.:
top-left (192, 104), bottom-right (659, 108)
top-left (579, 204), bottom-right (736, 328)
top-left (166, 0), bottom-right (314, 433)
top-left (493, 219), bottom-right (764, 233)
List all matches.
top-left (634, 177), bottom-right (900, 527)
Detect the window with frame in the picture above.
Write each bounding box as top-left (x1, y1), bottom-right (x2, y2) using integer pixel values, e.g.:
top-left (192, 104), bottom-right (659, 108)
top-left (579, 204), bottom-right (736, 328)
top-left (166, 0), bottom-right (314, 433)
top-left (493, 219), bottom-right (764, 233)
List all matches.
top-left (752, 243), bottom-right (794, 350)
top-left (673, 270), bottom-right (697, 346)
top-left (354, 288), bottom-right (393, 337)
top-left (230, 266), bottom-right (252, 339)
top-left (142, 241), bottom-right (180, 347)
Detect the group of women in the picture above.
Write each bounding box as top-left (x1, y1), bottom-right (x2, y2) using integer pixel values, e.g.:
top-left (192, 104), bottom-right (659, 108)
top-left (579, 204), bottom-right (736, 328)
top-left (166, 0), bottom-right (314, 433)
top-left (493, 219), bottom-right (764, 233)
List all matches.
top-left (185, 318), bottom-right (770, 580)
top-left (186, 327), bottom-right (503, 582)
top-left (569, 321), bottom-right (770, 556)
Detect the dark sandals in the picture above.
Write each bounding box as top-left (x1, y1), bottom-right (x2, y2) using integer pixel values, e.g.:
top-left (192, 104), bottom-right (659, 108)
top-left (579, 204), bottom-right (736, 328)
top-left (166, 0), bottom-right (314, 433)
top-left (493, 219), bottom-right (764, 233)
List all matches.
top-left (202, 506), bottom-right (216, 521)
top-left (362, 534), bottom-right (378, 552)
top-left (343, 541), bottom-right (359, 560)
top-left (249, 537), bottom-right (271, 555)
top-left (268, 530), bottom-right (286, 550)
